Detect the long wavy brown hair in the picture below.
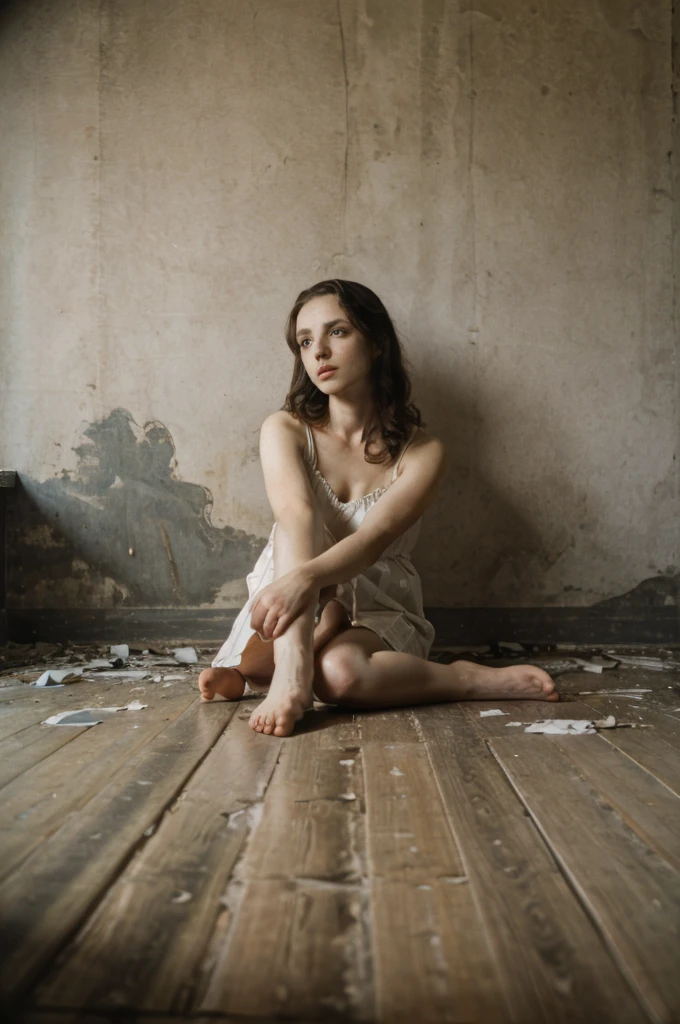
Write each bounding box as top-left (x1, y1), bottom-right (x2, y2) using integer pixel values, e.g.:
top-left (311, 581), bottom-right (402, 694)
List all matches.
top-left (283, 279), bottom-right (422, 464)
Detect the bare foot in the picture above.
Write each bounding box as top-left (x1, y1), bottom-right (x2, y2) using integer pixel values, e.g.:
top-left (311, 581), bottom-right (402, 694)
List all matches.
top-left (450, 660), bottom-right (558, 701)
top-left (199, 666), bottom-right (247, 702)
top-left (249, 645), bottom-right (313, 737)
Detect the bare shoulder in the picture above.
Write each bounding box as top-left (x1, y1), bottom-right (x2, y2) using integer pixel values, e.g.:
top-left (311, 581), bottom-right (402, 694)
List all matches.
top-left (260, 409), bottom-right (306, 447)
top-left (405, 429), bottom-right (448, 473)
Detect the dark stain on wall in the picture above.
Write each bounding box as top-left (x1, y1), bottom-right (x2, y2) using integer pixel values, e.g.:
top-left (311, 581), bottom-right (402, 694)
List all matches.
top-left (7, 409), bottom-right (265, 608)
top-left (593, 574), bottom-right (680, 610)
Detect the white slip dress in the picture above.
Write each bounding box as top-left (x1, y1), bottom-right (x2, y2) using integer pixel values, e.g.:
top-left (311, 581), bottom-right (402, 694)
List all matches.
top-left (211, 424), bottom-right (435, 672)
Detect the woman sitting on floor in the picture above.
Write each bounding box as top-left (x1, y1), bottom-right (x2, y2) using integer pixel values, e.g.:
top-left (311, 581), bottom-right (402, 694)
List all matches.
top-left (199, 279), bottom-right (557, 736)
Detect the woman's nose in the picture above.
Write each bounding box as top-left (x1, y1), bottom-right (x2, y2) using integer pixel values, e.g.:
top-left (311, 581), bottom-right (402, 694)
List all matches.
top-left (315, 337), bottom-right (330, 358)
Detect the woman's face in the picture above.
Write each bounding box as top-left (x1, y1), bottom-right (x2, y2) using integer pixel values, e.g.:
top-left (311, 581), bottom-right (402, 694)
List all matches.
top-left (295, 294), bottom-right (375, 396)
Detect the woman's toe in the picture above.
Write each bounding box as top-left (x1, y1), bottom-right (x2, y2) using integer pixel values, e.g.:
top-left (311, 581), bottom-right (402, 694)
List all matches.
top-left (541, 675), bottom-right (558, 699)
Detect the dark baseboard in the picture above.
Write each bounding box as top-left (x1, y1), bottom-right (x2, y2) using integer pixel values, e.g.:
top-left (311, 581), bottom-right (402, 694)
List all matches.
top-left (424, 607), bottom-right (679, 646)
top-left (6, 608), bottom-right (238, 645)
top-left (5, 605), bottom-right (679, 646)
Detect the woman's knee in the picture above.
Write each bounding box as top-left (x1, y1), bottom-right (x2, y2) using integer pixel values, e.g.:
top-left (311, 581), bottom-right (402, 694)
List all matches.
top-left (315, 646), bottom-right (365, 704)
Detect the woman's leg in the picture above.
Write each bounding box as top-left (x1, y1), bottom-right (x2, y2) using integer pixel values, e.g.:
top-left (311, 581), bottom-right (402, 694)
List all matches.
top-left (198, 599), bottom-right (350, 702)
top-left (314, 628), bottom-right (557, 707)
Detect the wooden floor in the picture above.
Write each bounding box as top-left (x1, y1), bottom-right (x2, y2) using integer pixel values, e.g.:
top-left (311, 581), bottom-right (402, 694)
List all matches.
top-left (1, 648), bottom-right (680, 1023)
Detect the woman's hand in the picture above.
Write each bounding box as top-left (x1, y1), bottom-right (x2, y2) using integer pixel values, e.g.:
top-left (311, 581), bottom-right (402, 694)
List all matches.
top-left (250, 567), bottom-right (319, 641)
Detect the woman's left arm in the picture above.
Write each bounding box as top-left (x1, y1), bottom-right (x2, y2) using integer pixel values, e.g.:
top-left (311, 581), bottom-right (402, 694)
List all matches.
top-left (250, 436), bottom-right (448, 639)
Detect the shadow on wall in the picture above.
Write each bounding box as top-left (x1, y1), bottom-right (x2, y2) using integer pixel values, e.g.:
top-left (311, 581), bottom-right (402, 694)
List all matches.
top-left (413, 366), bottom-right (679, 611)
top-left (7, 409), bottom-right (266, 608)
top-left (413, 365), bottom-right (553, 606)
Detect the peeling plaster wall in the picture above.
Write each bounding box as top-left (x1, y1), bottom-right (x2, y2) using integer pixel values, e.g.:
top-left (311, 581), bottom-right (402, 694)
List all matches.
top-left (0, 0), bottom-right (677, 613)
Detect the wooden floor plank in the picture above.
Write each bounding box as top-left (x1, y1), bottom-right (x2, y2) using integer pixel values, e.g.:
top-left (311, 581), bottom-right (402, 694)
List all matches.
top-left (358, 707), bottom-right (422, 743)
top-left (198, 879), bottom-right (371, 1021)
top-left (362, 741), bottom-right (506, 1022)
top-left (238, 723), bottom-right (367, 883)
top-left (0, 702), bottom-right (65, 742)
top-left (599, 730), bottom-right (680, 798)
top-left (371, 880), bottom-right (506, 1024)
top-left (577, 694), bottom-right (680, 748)
top-left (417, 703), bottom-right (648, 1024)
top-left (466, 695), bottom-right (649, 731)
top-left (312, 705), bottom-right (362, 748)
top-left (197, 717), bottom-right (372, 1020)
top-left (489, 733), bottom-right (680, 1024)
top-left (468, 695), bottom-right (680, 800)
top-left (0, 699), bottom-right (235, 1001)
top-left (362, 742), bottom-right (464, 881)
top-left (0, 689), bottom-right (197, 882)
top-left (37, 712), bottom-right (282, 1014)
top-left (550, 734), bottom-right (680, 873)
top-left (0, 677), bottom-right (185, 741)
top-left (0, 721), bottom-right (87, 788)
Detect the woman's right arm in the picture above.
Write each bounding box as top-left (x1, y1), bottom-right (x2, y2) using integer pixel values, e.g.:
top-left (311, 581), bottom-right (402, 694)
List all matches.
top-left (259, 411), bottom-right (323, 570)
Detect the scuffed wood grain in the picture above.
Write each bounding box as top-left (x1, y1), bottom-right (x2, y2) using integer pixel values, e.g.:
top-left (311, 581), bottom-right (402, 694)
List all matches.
top-left (417, 703), bottom-right (647, 1023)
top-left (490, 733), bottom-right (680, 1023)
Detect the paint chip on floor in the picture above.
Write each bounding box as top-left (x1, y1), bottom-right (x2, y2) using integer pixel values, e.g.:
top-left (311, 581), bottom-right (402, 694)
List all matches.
top-left (525, 715), bottom-right (617, 735)
top-left (42, 700), bottom-right (148, 727)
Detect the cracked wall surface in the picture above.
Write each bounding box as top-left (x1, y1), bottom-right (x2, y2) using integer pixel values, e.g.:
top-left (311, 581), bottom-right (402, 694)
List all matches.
top-left (0, 0), bottom-right (677, 611)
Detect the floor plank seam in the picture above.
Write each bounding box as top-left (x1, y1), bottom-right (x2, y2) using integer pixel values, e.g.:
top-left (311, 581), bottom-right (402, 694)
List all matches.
top-left (188, 738), bottom-right (288, 1015)
top-left (357, 729), bottom-right (380, 1024)
top-left (0, 696), bottom-right (200, 886)
top-left (484, 741), bottom-right (659, 1024)
top-left (14, 701), bottom-right (238, 1008)
top-left (597, 733), bottom-right (680, 802)
top-left (0, 726), bottom-right (86, 792)
top-left (414, 709), bottom-right (516, 1020)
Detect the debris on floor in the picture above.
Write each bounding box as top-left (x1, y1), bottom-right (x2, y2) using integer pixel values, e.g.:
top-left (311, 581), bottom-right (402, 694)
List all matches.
top-left (606, 654), bottom-right (680, 671)
top-left (0, 639), bottom-right (213, 694)
top-left (526, 656), bottom-right (620, 677)
top-left (89, 669), bottom-right (153, 680)
top-left (525, 715), bottom-right (625, 735)
top-left (170, 890), bottom-right (193, 904)
top-left (572, 656), bottom-right (619, 674)
top-left (578, 689), bottom-right (652, 698)
top-left (32, 668), bottom-right (84, 687)
top-left (172, 647), bottom-right (198, 664)
top-left (498, 641), bottom-right (525, 655)
top-left (42, 700), bottom-right (148, 726)
top-left (479, 709), bottom-right (508, 717)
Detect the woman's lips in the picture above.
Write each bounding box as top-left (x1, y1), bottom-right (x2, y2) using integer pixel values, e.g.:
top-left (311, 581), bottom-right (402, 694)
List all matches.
top-left (318, 367), bottom-right (337, 380)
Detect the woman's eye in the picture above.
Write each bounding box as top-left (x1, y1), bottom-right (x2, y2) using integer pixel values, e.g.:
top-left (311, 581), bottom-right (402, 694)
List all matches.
top-left (299, 338), bottom-right (311, 348)
top-left (331, 328), bottom-right (345, 337)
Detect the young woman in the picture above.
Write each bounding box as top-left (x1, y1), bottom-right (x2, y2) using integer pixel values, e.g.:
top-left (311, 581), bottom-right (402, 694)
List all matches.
top-left (199, 280), bottom-right (557, 736)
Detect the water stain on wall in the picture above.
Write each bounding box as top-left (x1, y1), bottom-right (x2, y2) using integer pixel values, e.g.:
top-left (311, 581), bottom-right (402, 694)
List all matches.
top-left (593, 574), bottom-right (680, 611)
top-left (7, 409), bottom-right (265, 608)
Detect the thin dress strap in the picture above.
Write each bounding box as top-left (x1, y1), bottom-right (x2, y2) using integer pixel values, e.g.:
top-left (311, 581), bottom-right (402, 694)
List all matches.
top-left (304, 423), bottom-right (318, 470)
top-left (391, 428), bottom-right (417, 483)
